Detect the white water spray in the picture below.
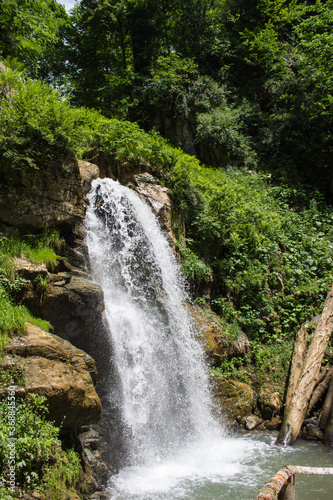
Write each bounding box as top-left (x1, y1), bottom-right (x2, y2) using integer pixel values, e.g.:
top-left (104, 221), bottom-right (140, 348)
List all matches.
top-left (84, 178), bottom-right (282, 499)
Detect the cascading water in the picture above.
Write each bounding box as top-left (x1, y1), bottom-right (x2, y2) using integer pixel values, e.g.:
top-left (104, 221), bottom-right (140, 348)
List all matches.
top-left (85, 178), bottom-right (219, 462)
top-left (85, 178), bottom-right (333, 500)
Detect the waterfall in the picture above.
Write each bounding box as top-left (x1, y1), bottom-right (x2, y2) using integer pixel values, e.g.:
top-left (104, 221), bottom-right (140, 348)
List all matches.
top-left (85, 178), bottom-right (219, 463)
top-left (84, 178), bottom-right (271, 499)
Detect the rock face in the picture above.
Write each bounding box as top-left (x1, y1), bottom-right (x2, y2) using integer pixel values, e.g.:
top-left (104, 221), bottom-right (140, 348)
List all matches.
top-left (190, 305), bottom-right (251, 365)
top-left (130, 173), bottom-right (177, 247)
top-left (0, 159), bottom-right (100, 230)
top-left (1, 323), bottom-right (102, 429)
top-left (78, 159), bottom-right (100, 195)
top-left (0, 161), bottom-right (83, 229)
top-left (116, 165), bottom-right (179, 248)
top-left (258, 388), bottom-right (282, 420)
top-left (23, 273), bottom-right (107, 363)
top-left (212, 377), bottom-right (255, 423)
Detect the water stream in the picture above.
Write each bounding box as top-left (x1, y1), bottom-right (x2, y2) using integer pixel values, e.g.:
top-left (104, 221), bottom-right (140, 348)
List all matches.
top-left (85, 178), bottom-right (333, 500)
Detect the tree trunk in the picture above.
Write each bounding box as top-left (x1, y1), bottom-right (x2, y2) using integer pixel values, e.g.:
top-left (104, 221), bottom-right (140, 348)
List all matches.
top-left (307, 366), bottom-right (332, 416)
top-left (320, 376), bottom-right (333, 430)
top-left (285, 323), bottom-right (309, 409)
top-left (276, 286), bottom-right (333, 445)
top-left (323, 398), bottom-right (333, 446)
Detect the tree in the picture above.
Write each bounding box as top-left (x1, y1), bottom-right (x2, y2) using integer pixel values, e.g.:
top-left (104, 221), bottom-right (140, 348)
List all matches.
top-left (0, 0), bottom-right (68, 76)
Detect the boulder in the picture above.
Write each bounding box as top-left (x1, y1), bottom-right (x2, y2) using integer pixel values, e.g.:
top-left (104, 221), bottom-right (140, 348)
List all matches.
top-left (241, 414), bottom-right (263, 430)
top-left (22, 275), bottom-right (105, 356)
top-left (1, 323), bottom-right (102, 429)
top-left (301, 422), bottom-right (323, 441)
top-left (258, 388), bottom-right (282, 420)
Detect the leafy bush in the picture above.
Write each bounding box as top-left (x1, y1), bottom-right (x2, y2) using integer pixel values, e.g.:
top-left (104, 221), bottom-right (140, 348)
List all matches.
top-left (0, 393), bottom-right (80, 496)
top-left (169, 165), bottom-right (333, 341)
top-left (0, 71), bottom-right (100, 181)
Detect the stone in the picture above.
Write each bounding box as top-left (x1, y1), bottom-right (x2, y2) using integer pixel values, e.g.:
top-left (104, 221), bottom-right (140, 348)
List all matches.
top-left (22, 275), bottom-right (105, 358)
top-left (2, 323), bottom-right (102, 429)
top-left (13, 257), bottom-right (48, 280)
top-left (265, 415), bottom-right (282, 430)
top-left (78, 160), bottom-right (100, 195)
top-left (130, 173), bottom-right (178, 248)
top-left (190, 305), bottom-right (251, 365)
top-left (301, 422), bottom-right (323, 441)
top-left (241, 414), bottom-right (263, 430)
top-left (258, 388), bottom-right (282, 420)
top-left (212, 377), bottom-right (254, 421)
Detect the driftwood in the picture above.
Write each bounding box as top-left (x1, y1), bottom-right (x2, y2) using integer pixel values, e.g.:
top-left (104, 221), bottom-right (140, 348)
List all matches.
top-left (276, 286), bottom-right (333, 445)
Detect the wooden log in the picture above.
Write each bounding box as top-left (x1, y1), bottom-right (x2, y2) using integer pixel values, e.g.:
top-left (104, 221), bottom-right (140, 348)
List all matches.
top-left (323, 398), bottom-right (333, 446)
top-left (278, 474), bottom-right (295, 500)
top-left (284, 324), bottom-right (309, 409)
top-left (277, 287), bottom-right (333, 445)
top-left (319, 375), bottom-right (333, 430)
top-left (255, 467), bottom-right (292, 500)
top-left (308, 366), bottom-right (333, 416)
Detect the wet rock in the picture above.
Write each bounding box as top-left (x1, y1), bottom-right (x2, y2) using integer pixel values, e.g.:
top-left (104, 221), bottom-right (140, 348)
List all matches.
top-left (1, 323), bottom-right (102, 429)
top-left (78, 160), bottom-right (100, 195)
top-left (78, 425), bottom-right (114, 496)
top-left (301, 422), bottom-right (323, 441)
top-left (130, 172), bottom-right (177, 248)
top-left (265, 415), bottom-right (282, 430)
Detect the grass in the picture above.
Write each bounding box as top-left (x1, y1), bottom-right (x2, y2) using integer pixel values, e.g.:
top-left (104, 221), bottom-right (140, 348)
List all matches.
top-left (0, 232), bottom-right (59, 360)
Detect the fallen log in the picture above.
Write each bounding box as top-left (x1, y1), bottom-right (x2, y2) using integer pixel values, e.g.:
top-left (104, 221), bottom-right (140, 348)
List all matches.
top-left (319, 375), bottom-right (333, 430)
top-left (276, 286), bottom-right (333, 446)
top-left (307, 366), bottom-right (333, 417)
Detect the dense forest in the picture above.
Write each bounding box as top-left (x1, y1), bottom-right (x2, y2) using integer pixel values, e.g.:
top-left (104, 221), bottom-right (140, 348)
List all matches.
top-left (1, 0), bottom-right (333, 497)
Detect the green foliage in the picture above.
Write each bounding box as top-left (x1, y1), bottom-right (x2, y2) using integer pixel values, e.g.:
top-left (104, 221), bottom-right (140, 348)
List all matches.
top-left (43, 449), bottom-right (81, 500)
top-left (210, 356), bottom-right (251, 384)
top-left (170, 164), bottom-right (333, 341)
top-left (0, 73), bottom-right (100, 181)
top-left (179, 246), bottom-right (212, 282)
top-left (252, 340), bottom-right (293, 395)
top-left (0, 231), bottom-right (61, 359)
top-left (0, 393), bottom-right (80, 496)
top-left (0, 288), bottom-right (50, 359)
top-left (0, 0), bottom-right (68, 76)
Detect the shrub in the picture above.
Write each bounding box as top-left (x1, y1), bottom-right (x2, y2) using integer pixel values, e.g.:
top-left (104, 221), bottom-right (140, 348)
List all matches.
top-left (0, 393), bottom-right (81, 496)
